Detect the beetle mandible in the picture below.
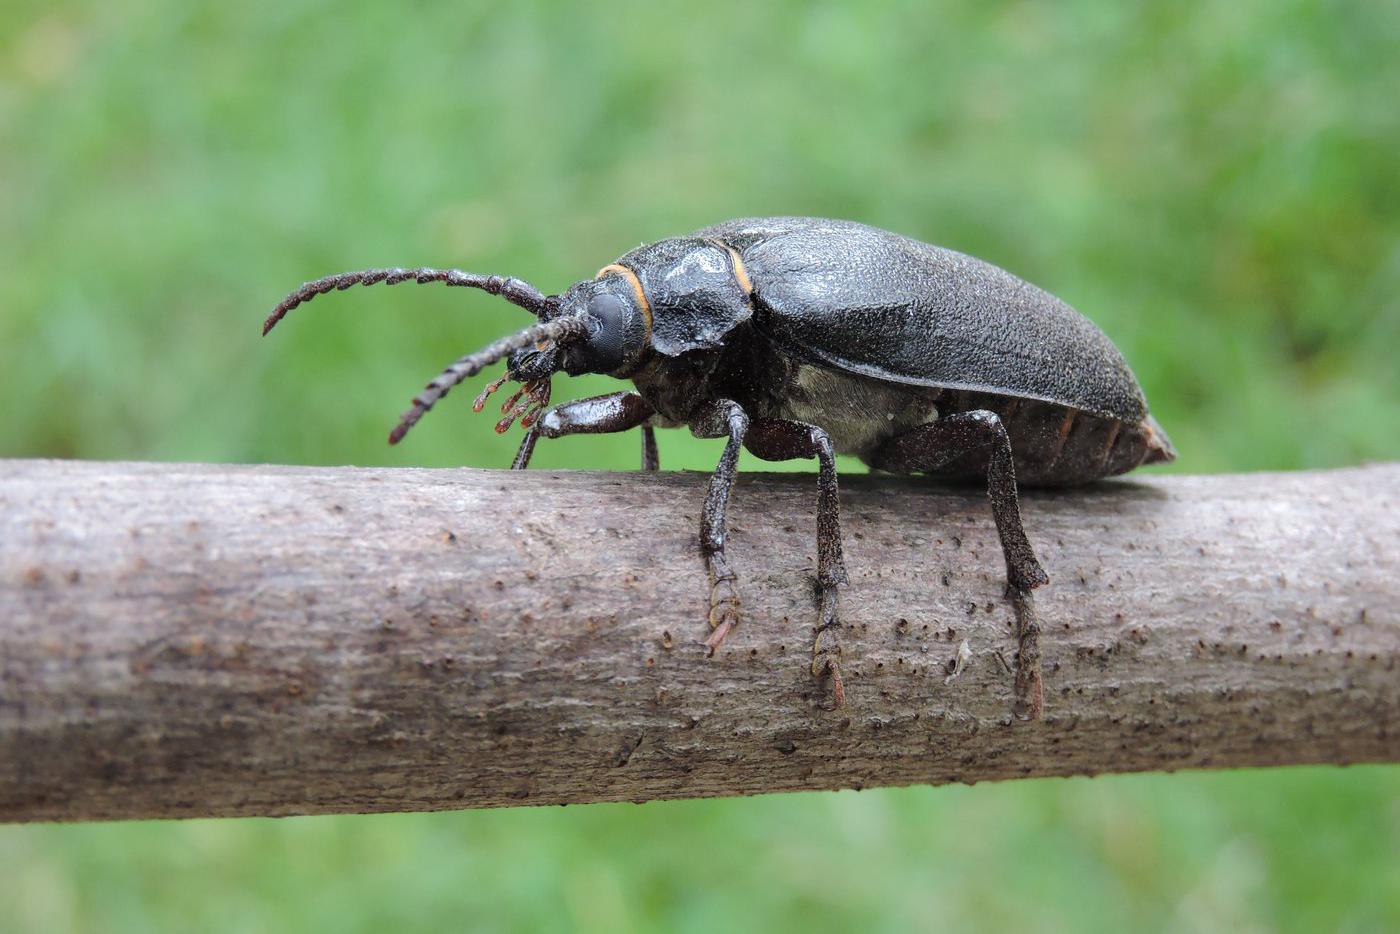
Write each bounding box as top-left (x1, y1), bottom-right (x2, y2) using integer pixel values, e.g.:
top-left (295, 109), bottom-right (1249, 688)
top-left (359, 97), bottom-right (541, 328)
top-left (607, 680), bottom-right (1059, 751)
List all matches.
top-left (265, 217), bottom-right (1175, 711)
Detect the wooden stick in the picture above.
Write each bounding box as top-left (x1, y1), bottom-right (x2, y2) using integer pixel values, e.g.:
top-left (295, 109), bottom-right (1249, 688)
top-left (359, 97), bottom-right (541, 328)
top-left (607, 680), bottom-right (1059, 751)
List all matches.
top-left (1, 459), bottom-right (1396, 823)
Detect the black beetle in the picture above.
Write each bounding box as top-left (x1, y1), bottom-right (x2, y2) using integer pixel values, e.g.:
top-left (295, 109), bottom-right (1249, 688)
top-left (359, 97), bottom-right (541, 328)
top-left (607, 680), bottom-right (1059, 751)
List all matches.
top-left (265, 216), bottom-right (1175, 712)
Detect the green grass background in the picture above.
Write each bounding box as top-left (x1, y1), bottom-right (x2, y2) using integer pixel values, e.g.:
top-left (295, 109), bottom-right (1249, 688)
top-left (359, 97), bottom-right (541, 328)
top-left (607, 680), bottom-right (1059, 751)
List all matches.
top-left (1, 1), bottom-right (1397, 931)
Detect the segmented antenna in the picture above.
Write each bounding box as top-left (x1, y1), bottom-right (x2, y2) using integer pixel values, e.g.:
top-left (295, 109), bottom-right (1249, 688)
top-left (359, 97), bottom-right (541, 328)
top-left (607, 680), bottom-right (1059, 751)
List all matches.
top-left (262, 268), bottom-right (551, 336)
top-left (388, 314), bottom-right (589, 445)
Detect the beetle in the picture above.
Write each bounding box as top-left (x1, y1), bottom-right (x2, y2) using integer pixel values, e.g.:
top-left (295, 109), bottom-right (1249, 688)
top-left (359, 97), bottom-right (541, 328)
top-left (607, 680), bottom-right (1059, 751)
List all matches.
top-left (265, 216), bottom-right (1175, 711)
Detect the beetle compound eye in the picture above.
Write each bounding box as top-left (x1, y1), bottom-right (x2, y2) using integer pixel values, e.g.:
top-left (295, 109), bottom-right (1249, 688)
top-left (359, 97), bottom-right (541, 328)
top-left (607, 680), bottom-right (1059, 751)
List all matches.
top-left (567, 291), bottom-right (644, 377)
top-left (588, 293), bottom-right (630, 369)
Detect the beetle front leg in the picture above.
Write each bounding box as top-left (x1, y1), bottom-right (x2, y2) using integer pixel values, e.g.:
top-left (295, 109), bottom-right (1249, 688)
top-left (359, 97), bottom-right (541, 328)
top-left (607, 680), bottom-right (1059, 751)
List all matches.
top-left (872, 410), bottom-right (1049, 718)
top-left (508, 392), bottom-right (656, 470)
top-left (688, 399), bottom-right (749, 653)
top-left (511, 429), bottom-right (540, 470)
top-left (745, 418), bottom-right (849, 708)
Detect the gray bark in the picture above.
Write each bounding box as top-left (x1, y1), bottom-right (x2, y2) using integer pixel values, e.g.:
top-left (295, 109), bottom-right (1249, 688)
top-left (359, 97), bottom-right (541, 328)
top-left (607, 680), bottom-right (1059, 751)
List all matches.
top-left (0, 459), bottom-right (1396, 823)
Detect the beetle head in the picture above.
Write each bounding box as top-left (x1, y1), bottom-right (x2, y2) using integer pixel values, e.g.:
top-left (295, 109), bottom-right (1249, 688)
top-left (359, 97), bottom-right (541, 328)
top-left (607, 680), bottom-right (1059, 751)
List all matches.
top-left (545, 275), bottom-right (650, 378)
top-left (263, 264), bottom-right (657, 446)
top-left (477, 274), bottom-right (648, 435)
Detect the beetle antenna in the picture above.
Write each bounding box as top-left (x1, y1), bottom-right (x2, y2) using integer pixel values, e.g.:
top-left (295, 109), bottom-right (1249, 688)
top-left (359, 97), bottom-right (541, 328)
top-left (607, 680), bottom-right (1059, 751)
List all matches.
top-left (262, 268), bottom-right (552, 336)
top-left (388, 314), bottom-right (588, 445)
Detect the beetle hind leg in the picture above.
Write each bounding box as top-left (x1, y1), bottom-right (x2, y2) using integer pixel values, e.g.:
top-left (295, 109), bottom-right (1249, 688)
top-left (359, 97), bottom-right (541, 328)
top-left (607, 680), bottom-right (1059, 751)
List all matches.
top-left (871, 410), bottom-right (1047, 718)
top-left (872, 411), bottom-right (1047, 590)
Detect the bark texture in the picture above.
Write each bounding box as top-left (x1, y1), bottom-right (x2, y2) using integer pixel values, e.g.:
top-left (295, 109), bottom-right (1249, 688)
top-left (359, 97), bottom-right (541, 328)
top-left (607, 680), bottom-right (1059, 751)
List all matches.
top-left (1, 459), bottom-right (1396, 823)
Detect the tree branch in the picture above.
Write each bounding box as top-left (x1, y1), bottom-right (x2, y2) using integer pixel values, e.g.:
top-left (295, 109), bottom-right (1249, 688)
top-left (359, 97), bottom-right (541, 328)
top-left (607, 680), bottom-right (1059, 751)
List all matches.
top-left (1, 459), bottom-right (1396, 823)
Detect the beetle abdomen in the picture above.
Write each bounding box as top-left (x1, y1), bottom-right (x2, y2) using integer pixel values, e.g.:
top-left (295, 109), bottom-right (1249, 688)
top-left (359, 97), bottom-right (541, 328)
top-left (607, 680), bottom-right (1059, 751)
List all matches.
top-left (773, 363), bottom-right (942, 456)
top-left (756, 356), bottom-right (1173, 485)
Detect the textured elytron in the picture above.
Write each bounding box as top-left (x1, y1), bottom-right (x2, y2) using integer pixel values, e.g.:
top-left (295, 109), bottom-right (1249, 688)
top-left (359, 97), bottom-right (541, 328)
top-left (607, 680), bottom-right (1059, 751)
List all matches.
top-left (698, 217), bottom-right (1148, 423)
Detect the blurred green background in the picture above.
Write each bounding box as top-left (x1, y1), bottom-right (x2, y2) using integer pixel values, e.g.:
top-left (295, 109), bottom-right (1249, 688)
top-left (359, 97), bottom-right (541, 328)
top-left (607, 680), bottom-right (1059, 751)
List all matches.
top-left (2, 0), bottom-right (1397, 931)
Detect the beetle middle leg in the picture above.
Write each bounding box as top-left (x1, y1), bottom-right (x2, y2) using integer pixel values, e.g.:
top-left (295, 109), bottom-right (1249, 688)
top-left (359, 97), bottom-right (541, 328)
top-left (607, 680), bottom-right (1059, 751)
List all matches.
top-left (509, 392), bottom-right (657, 470)
top-left (871, 410), bottom-right (1049, 718)
top-left (687, 399), bottom-right (749, 654)
top-left (744, 418), bottom-right (849, 708)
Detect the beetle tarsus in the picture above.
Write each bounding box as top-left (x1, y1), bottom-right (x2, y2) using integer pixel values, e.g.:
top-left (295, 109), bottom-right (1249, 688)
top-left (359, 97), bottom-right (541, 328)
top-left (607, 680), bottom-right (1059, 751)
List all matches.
top-left (1008, 585), bottom-right (1044, 720)
top-left (703, 621), bottom-right (733, 653)
top-left (704, 554), bottom-right (741, 654)
top-left (812, 584), bottom-right (845, 709)
top-left (819, 660), bottom-right (845, 711)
